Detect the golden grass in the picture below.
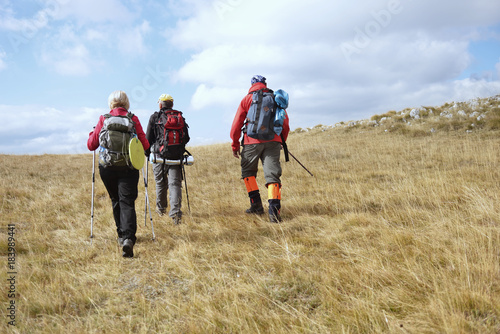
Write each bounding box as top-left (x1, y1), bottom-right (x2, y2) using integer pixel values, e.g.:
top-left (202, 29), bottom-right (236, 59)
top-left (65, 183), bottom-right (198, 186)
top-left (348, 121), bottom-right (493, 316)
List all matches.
top-left (1, 127), bottom-right (499, 333)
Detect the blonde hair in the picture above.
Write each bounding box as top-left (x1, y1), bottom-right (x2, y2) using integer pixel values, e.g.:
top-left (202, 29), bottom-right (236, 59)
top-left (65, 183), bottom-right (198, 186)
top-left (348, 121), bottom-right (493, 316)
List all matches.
top-left (108, 90), bottom-right (130, 110)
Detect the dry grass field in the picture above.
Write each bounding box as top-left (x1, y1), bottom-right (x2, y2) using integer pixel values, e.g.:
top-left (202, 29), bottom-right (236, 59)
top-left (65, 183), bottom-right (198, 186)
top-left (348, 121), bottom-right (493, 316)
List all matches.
top-left (1, 98), bottom-right (500, 333)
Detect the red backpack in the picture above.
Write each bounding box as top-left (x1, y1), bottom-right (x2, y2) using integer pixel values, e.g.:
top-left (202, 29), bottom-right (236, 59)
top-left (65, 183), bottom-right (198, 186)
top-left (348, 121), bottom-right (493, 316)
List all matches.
top-left (154, 109), bottom-right (189, 159)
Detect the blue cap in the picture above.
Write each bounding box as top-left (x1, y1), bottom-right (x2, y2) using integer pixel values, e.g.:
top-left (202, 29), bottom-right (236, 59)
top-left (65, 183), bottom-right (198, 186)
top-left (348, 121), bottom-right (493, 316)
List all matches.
top-left (251, 75), bottom-right (266, 85)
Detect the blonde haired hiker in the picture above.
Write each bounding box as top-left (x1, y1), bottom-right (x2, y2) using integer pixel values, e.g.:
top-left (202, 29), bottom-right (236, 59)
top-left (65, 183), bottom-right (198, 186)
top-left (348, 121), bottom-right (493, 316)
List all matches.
top-left (87, 90), bottom-right (150, 258)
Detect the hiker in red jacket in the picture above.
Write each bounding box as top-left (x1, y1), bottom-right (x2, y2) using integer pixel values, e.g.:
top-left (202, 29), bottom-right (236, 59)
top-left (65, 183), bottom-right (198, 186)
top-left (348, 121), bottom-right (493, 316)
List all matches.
top-left (230, 75), bottom-right (290, 223)
top-left (87, 90), bottom-right (150, 258)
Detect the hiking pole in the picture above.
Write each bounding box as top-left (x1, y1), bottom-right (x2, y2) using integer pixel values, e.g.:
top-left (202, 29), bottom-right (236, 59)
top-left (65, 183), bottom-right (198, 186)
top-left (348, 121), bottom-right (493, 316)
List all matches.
top-left (181, 161), bottom-right (191, 213)
top-left (90, 150), bottom-right (96, 244)
top-left (288, 150), bottom-right (314, 177)
top-left (280, 133), bottom-right (313, 176)
top-left (142, 159), bottom-right (155, 241)
top-left (144, 159), bottom-right (148, 227)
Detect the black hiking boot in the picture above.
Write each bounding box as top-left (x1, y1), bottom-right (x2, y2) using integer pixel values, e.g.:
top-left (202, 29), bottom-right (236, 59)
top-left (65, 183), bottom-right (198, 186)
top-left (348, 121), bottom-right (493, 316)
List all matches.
top-left (269, 212), bottom-right (282, 223)
top-left (246, 190), bottom-right (264, 214)
top-left (268, 199), bottom-right (282, 223)
top-left (245, 203), bottom-right (264, 215)
top-left (122, 239), bottom-right (134, 258)
top-left (173, 215), bottom-right (182, 225)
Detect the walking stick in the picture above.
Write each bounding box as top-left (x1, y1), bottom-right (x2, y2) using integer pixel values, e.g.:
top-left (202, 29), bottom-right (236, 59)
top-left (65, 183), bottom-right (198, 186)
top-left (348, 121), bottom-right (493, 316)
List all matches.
top-left (90, 150), bottom-right (96, 244)
top-left (280, 133), bottom-right (313, 177)
top-left (142, 159), bottom-right (155, 240)
top-left (144, 160), bottom-right (148, 227)
top-left (182, 161), bottom-right (191, 213)
top-left (288, 150), bottom-right (314, 177)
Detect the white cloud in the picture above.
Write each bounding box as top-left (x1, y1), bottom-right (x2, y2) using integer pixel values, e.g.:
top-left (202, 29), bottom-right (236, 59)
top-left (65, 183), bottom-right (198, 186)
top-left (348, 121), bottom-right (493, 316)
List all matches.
top-left (341, 34), bottom-right (471, 84)
top-left (190, 84), bottom-right (242, 110)
top-left (45, 44), bottom-right (91, 76)
top-left (118, 21), bottom-right (152, 56)
top-left (2, 0), bottom-right (500, 154)
top-left (169, 0), bottom-right (500, 129)
top-left (39, 25), bottom-right (93, 76)
top-left (0, 1), bottom-right (66, 54)
top-left (164, 0), bottom-right (205, 18)
top-left (449, 78), bottom-right (500, 102)
top-left (0, 4), bottom-right (53, 32)
top-left (0, 0), bottom-right (145, 74)
top-left (85, 29), bottom-right (107, 42)
top-left (177, 44), bottom-right (286, 86)
top-left (170, 1), bottom-right (382, 50)
top-left (36, 18), bottom-right (154, 76)
top-left (0, 105), bottom-right (105, 154)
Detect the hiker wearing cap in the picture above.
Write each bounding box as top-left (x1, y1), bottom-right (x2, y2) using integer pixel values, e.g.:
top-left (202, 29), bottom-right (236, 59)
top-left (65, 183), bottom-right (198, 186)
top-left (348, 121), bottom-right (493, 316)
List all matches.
top-left (230, 75), bottom-right (290, 223)
top-left (87, 90), bottom-right (150, 258)
top-left (145, 94), bottom-right (190, 225)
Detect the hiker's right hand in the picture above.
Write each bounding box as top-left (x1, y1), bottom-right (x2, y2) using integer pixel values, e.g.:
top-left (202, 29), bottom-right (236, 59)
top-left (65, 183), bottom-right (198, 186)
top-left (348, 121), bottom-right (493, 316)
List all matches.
top-left (232, 150), bottom-right (240, 159)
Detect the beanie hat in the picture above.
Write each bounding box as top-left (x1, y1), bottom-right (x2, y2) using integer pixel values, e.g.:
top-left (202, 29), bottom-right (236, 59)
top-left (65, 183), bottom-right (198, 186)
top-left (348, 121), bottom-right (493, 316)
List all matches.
top-left (251, 75), bottom-right (266, 85)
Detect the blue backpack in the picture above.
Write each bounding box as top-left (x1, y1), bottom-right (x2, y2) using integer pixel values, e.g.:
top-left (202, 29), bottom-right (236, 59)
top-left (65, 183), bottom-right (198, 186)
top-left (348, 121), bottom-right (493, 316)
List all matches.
top-left (273, 89), bottom-right (289, 136)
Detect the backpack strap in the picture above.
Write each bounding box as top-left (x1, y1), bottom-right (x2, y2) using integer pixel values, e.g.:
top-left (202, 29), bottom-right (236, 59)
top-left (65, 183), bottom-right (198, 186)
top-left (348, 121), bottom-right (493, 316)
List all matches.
top-left (254, 90), bottom-right (264, 129)
top-left (242, 90), bottom-right (264, 147)
top-left (161, 108), bottom-right (182, 114)
top-left (247, 88), bottom-right (273, 96)
top-left (126, 111), bottom-right (136, 133)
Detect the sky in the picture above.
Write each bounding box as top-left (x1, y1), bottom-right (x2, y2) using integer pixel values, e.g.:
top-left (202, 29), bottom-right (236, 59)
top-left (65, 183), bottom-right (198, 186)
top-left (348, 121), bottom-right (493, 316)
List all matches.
top-left (1, 0), bottom-right (500, 154)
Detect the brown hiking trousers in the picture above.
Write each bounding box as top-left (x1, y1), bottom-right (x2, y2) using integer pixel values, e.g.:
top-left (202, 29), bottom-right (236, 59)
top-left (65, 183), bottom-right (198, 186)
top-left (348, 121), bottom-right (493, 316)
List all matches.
top-left (240, 141), bottom-right (282, 185)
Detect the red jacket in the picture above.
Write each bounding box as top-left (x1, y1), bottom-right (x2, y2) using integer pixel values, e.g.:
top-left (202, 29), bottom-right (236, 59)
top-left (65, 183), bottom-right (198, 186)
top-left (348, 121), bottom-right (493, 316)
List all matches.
top-left (230, 82), bottom-right (290, 152)
top-left (87, 108), bottom-right (150, 151)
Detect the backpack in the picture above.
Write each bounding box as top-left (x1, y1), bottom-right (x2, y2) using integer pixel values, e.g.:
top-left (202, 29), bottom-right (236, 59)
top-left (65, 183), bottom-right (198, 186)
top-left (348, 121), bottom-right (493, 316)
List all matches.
top-left (245, 88), bottom-right (276, 141)
top-left (152, 109), bottom-right (189, 160)
top-left (98, 112), bottom-right (136, 167)
top-left (273, 89), bottom-right (289, 136)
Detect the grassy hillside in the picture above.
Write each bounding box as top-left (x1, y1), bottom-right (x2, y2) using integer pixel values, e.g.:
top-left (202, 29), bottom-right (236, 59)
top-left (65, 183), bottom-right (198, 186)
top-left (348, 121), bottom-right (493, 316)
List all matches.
top-left (1, 96), bottom-right (500, 333)
top-left (297, 94), bottom-right (500, 135)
